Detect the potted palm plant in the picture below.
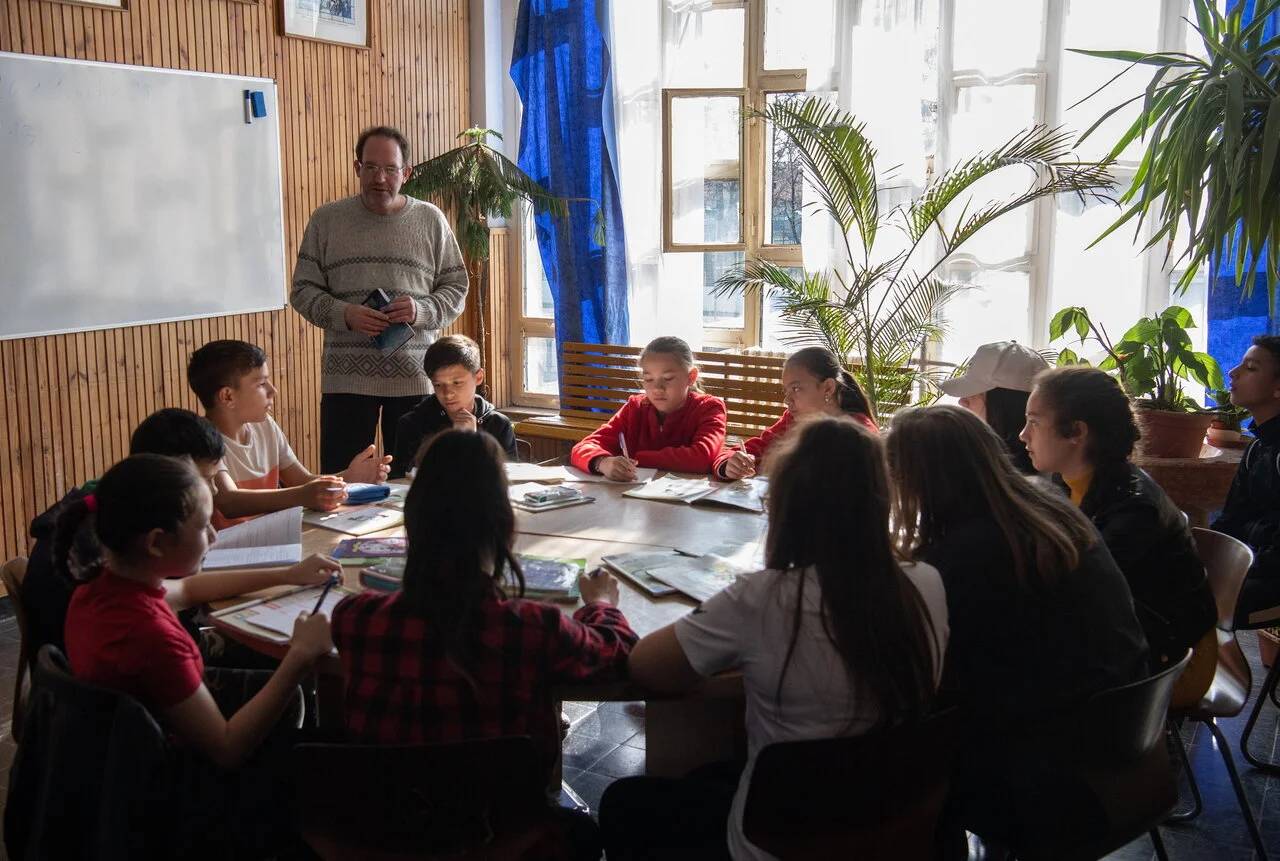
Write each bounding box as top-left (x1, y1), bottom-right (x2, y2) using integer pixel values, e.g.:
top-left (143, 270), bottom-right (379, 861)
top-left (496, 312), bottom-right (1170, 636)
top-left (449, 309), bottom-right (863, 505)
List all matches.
top-left (1051, 305), bottom-right (1225, 457)
top-left (402, 128), bottom-right (601, 374)
top-left (1072, 0), bottom-right (1280, 304)
top-left (715, 97), bottom-right (1115, 416)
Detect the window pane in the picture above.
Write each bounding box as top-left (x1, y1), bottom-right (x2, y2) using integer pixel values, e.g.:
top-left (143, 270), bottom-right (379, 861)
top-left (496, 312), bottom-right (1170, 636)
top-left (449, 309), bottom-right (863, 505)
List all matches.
top-left (952, 0), bottom-right (1044, 74)
top-left (766, 92), bottom-right (804, 246)
top-left (1048, 193), bottom-right (1146, 351)
top-left (761, 267), bottom-right (806, 351)
top-left (670, 96), bottom-right (742, 245)
top-left (704, 251), bottom-right (747, 329)
top-left (948, 85), bottom-right (1039, 263)
top-left (1060, 0), bottom-right (1160, 162)
top-left (521, 204), bottom-right (554, 319)
top-left (669, 4), bottom-right (745, 88)
top-left (764, 0), bottom-right (834, 71)
top-left (939, 270), bottom-right (1032, 365)
top-left (523, 337), bottom-right (559, 396)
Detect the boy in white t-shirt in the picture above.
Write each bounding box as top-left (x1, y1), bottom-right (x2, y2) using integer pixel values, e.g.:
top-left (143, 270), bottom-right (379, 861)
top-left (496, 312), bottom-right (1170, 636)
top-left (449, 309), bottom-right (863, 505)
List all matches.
top-left (188, 340), bottom-right (391, 529)
top-left (598, 417), bottom-right (949, 861)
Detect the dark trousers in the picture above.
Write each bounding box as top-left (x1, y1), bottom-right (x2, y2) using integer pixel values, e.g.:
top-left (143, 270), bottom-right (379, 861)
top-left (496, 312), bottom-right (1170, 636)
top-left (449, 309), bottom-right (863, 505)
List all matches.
top-left (1235, 573), bottom-right (1280, 629)
top-left (320, 393), bottom-right (423, 474)
top-left (598, 761), bottom-right (740, 861)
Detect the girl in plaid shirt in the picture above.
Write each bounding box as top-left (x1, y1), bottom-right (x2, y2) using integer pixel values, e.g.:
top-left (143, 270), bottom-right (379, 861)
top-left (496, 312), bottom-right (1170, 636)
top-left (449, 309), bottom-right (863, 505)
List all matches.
top-left (331, 430), bottom-right (638, 859)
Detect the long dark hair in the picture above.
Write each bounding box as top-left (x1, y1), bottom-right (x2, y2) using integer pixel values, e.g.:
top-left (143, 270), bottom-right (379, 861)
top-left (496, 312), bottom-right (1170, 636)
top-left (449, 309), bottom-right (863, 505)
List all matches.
top-left (1031, 367), bottom-right (1140, 512)
top-left (766, 417), bottom-right (938, 728)
top-left (53, 454), bottom-right (205, 583)
top-left (401, 431), bottom-right (524, 680)
top-left (888, 405), bottom-right (1097, 586)
top-left (984, 387), bottom-right (1034, 472)
top-left (785, 346), bottom-right (876, 424)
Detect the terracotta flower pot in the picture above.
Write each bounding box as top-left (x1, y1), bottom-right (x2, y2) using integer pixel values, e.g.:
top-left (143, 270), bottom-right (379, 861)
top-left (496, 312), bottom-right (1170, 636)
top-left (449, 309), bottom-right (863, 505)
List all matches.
top-left (1136, 407), bottom-right (1214, 458)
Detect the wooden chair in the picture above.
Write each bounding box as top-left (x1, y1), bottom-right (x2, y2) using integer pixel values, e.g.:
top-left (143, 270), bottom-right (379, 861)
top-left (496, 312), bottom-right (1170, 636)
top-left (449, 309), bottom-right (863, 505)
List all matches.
top-left (1165, 528), bottom-right (1269, 861)
top-left (741, 709), bottom-right (958, 860)
top-left (292, 737), bottom-right (560, 861)
top-left (1, 556), bottom-right (30, 744)
top-left (999, 651), bottom-right (1191, 861)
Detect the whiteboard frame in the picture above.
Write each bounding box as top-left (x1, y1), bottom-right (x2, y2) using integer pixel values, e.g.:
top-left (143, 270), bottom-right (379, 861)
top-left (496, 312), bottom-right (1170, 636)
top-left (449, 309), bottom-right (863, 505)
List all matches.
top-left (0, 52), bottom-right (289, 342)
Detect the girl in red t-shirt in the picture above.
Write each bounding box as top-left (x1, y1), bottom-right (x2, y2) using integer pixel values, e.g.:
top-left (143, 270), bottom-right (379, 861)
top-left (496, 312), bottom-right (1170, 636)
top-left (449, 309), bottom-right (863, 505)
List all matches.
top-left (570, 336), bottom-right (728, 479)
top-left (715, 346), bottom-right (879, 480)
top-left (59, 454), bottom-right (334, 768)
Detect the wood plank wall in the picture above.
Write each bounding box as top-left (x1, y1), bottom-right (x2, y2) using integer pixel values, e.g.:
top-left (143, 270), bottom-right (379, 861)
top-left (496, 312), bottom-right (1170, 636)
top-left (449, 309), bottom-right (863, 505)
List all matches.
top-left (0, 0), bottom-right (513, 565)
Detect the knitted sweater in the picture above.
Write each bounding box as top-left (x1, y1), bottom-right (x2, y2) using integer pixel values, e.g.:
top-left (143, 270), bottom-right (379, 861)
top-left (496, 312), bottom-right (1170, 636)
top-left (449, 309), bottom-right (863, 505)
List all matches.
top-left (290, 196), bottom-right (469, 397)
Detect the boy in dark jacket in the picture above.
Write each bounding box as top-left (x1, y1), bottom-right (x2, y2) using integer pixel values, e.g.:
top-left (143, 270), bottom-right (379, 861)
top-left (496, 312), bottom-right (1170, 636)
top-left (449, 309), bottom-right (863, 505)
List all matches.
top-left (1213, 335), bottom-right (1280, 627)
top-left (391, 335), bottom-right (518, 478)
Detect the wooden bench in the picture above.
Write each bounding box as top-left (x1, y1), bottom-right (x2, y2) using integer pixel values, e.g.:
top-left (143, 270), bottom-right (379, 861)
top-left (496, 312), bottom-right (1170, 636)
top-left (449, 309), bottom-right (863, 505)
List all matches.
top-left (514, 342), bottom-right (787, 447)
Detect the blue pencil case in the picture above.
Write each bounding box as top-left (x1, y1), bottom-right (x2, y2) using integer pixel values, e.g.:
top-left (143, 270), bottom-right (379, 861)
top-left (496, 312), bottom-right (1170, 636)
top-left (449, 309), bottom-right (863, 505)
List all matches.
top-left (344, 483), bottom-right (392, 504)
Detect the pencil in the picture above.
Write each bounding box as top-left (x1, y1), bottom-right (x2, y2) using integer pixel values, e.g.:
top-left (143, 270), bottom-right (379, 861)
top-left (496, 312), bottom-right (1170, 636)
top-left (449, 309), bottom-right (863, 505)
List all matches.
top-left (311, 574), bottom-right (339, 615)
top-left (619, 432), bottom-right (631, 460)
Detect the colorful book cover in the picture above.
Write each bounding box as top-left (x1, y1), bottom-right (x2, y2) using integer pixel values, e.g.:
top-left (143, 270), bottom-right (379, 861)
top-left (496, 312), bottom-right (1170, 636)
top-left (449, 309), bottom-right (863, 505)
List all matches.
top-left (512, 554), bottom-right (584, 602)
top-left (333, 537), bottom-right (409, 558)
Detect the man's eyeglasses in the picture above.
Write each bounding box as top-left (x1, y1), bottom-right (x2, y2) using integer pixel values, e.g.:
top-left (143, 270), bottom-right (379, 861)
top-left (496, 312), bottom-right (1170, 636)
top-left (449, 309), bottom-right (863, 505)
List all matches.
top-left (359, 162), bottom-right (406, 179)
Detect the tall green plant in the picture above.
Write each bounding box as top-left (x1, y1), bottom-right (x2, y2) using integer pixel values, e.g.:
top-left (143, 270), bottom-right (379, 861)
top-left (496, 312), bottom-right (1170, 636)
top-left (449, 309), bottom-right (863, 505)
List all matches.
top-left (402, 128), bottom-right (601, 369)
top-left (1072, 0), bottom-right (1280, 306)
top-left (715, 97), bottom-right (1115, 414)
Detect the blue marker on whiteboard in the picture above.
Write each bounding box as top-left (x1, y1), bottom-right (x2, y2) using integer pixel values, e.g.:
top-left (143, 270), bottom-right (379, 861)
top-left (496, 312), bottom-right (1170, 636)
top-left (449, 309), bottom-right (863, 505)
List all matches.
top-left (243, 89), bottom-right (252, 124)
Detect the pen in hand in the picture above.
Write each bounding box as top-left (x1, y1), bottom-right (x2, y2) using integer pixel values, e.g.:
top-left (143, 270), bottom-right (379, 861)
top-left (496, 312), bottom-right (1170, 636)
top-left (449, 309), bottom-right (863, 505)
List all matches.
top-left (619, 432), bottom-right (631, 461)
top-left (311, 574), bottom-right (340, 615)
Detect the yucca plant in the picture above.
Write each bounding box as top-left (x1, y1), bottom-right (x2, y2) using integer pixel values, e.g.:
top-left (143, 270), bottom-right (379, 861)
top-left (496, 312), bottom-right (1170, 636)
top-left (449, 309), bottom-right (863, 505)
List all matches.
top-left (402, 128), bottom-right (601, 369)
top-left (715, 97), bottom-right (1115, 415)
top-left (1072, 0), bottom-right (1280, 306)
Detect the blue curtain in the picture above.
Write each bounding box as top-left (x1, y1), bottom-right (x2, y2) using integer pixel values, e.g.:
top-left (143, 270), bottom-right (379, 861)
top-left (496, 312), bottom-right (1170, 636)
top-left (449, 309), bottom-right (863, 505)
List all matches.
top-left (510, 0), bottom-right (630, 391)
top-left (1207, 0), bottom-right (1280, 382)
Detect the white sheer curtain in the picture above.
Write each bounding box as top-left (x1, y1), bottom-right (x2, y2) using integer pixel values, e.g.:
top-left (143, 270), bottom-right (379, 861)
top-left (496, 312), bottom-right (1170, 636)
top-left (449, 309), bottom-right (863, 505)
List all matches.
top-left (609, 1), bottom-right (704, 348)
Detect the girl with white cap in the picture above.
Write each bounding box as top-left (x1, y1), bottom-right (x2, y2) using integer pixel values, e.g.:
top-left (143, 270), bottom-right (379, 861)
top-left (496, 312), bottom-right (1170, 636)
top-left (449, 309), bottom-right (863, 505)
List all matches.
top-left (940, 341), bottom-right (1049, 474)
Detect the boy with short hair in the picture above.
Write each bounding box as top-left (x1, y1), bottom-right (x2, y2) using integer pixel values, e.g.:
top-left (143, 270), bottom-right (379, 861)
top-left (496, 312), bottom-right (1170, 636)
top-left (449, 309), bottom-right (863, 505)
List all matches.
top-left (22, 408), bottom-right (342, 663)
top-left (187, 340), bottom-right (391, 529)
top-left (1213, 335), bottom-right (1280, 626)
top-left (390, 334), bottom-right (517, 478)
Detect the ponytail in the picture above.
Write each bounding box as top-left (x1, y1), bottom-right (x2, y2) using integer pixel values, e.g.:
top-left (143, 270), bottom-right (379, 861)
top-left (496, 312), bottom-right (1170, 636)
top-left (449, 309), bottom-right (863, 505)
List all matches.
top-left (53, 454), bottom-right (205, 582)
top-left (52, 495), bottom-right (101, 584)
top-left (836, 368), bottom-right (875, 424)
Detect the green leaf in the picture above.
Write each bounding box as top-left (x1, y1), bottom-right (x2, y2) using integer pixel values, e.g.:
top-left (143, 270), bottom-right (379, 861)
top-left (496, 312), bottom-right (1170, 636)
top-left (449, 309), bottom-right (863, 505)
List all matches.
top-left (1057, 347), bottom-right (1080, 366)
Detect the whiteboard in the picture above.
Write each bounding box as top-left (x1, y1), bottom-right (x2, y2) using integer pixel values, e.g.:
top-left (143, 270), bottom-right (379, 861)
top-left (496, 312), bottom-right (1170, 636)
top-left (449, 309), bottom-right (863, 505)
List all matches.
top-left (0, 52), bottom-right (287, 340)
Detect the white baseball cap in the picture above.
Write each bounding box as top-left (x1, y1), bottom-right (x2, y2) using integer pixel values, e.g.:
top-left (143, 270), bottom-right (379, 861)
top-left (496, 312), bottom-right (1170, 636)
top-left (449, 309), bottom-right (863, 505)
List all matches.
top-left (939, 341), bottom-right (1050, 398)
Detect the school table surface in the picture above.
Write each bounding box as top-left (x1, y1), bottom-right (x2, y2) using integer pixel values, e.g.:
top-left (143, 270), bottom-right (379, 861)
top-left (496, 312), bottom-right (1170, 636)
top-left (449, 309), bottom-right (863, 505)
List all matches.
top-left (208, 476), bottom-right (765, 777)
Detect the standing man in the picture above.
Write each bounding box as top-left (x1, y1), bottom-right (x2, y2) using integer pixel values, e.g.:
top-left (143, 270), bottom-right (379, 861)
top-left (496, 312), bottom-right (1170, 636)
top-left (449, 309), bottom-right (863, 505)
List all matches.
top-left (291, 126), bottom-right (469, 473)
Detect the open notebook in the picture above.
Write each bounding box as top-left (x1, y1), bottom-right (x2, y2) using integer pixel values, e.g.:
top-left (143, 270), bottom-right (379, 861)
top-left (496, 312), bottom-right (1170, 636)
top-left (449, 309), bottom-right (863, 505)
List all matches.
top-left (203, 507), bottom-right (303, 570)
top-left (623, 476), bottom-right (767, 513)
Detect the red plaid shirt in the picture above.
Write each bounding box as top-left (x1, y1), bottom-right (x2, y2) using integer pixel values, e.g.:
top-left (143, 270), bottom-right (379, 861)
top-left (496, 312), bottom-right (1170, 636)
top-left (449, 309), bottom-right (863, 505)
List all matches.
top-left (330, 590), bottom-right (638, 774)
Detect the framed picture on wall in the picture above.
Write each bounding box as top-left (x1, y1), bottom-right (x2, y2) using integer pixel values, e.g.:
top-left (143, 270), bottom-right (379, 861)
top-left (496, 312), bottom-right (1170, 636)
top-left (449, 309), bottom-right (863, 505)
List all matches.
top-left (281, 0), bottom-right (368, 48)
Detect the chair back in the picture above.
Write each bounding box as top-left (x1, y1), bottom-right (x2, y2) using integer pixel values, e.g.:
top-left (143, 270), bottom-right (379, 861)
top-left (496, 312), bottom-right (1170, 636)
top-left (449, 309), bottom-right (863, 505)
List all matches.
top-left (742, 709), bottom-right (958, 861)
top-left (1191, 527), bottom-right (1254, 631)
top-left (1004, 652), bottom-right (1190, 861)
top-left (6, 646), bottom-right (172, 861)
top-left (292, 737), bottom-right (554, 860)
top-left (1, 557), bottom-right (29, 743)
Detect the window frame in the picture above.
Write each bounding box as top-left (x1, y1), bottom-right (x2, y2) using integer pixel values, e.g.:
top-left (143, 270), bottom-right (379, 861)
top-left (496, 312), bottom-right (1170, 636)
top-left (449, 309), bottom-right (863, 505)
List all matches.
top-left (660, 0), bottom-right (808, 349)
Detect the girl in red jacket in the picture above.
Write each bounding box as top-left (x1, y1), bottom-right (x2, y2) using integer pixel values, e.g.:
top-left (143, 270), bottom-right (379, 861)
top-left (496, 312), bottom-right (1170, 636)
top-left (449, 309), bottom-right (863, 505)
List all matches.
top-left (715, 346), bottom-right (878, 479)
top-left (571, 336), bottom-right (728, 480)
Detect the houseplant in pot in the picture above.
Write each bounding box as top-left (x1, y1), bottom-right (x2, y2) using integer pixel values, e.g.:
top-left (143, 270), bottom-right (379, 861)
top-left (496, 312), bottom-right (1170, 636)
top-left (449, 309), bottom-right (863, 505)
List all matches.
top-left (1051, 305), bottom-right (1225, 457)
top-left (714, 97), bottom-right (1115, 416)
top-left (1207, 388), bottom-right (1251, 448)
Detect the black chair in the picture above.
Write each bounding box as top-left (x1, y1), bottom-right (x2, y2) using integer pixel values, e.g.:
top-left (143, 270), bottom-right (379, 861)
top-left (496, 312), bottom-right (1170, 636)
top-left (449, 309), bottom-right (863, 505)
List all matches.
top-left (1000, 651), bottom-right (1190, 861)
top-left (5, 645), bottom-right (174, 861)
top-left (1165, 528), bottom-right (1268, 861)
top-left (292, 737), bottom-right (560, 860)
top-left (742, 708), bottom-right (958, 860)
top-left (1240, 637), bottom-right (1280, 774)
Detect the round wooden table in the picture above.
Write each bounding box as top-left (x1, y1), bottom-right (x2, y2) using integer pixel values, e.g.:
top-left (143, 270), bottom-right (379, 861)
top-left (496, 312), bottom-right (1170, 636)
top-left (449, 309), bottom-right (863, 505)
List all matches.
top-left (210, 476), bottom-right (767, 777)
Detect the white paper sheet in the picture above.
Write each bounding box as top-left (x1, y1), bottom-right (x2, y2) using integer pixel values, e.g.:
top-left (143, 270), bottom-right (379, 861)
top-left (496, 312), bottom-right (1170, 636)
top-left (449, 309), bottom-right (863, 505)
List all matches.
top-left (504, 462), bottom-right (574, 482)
top-left (202, 544), bottom-right (303, 570)
top-left (212, 507), bottom-right (303, 550)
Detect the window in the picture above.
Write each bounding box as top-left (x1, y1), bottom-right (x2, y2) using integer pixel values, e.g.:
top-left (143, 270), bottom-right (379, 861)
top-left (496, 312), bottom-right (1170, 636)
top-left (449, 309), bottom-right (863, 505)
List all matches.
top-left (513, 202), bottom-right (559, 407)
top-left (935, 0), bottom-right (1202, 365)
top-left (661, 0), bottom-right (810, 349)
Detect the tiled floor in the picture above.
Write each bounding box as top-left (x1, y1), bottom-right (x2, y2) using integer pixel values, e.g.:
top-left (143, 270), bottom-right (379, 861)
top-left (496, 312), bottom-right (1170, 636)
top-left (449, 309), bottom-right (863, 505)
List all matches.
top-left (0, 598), bottom-right (1277, 860)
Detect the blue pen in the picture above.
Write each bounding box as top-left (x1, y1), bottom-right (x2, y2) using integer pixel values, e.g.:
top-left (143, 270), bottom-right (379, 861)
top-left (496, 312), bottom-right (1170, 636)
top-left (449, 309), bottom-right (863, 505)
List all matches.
top-left (311, 574), bottom-right (340, 615)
